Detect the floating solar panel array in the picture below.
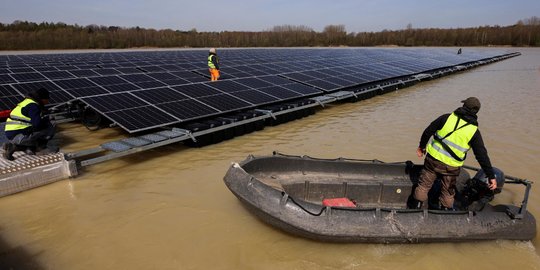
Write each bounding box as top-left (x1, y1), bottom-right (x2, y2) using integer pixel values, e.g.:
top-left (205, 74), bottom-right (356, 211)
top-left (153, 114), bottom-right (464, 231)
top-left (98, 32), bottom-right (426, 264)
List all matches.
top-left (0, 48), bottom-right (515, 133)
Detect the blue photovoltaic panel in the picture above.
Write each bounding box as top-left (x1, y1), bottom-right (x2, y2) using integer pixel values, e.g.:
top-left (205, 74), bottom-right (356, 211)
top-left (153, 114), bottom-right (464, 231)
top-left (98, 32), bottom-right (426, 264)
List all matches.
top-left (12, 81), bottom-right (62, 94)
top-left (70, 69), bottom-right (100, 77)
top-left (116, 67), bottom-right (141, 74)
top-left (234, 77), bottom-right (274, 88)
top-left (105, 106), bottom-right (178, 132)
top-left (134, 80), bottom-right (167, 89)
top-left (0, 74), bottom-right (16, 84)
top-left (9, 67), bottom-right (34, 73)
top-left (159, 78), bottom-right (191, 86)
top-left (54, 78), bottom-right (98, 89)
top-left (258, 75), bottom-right (293, 85)
top-left (10, 72), bottom-right (47, 82)
top-left (66, 86), bottom-right (110, 98)
top-left (233, 89), bottom-right (280, 105)
top-left (89, 75), bottom-right (128, 86)
top-left (158, 99), bottom-right (220, 121)
top-left (305, 79), bottom-right (341, 91)
top-left (119, 74), bottom-right (155, 83)
top-left (50, 90), bottom-right (75, 104)
top-left (324, 77), bottom-right (356, 87)
top-left (0, 96), bottom-right (20, 111)
top-left (206, 80), bottom-right (250, 93)
top-left (93, 68), bottom-right (121, 75)
top-left (81, 93), bottom-right (148, 113)
top-left (132, 87), bottom-right (190, 104)
top-left (259, 86), bottom-right (303, 99)
top-left (147, 72), bottom-right (180, 81)
top-left (0, 85), bottom-right (21, 96)
top-left (282, 72), bottom-right (316, 81)
top-left (40, 70), bottom-right (75, 79)
top-left (281, 83), bottom-right (321, 95)
top-left (102, 83), bottom-right (140, 93)
top-left (172, 84), bottom-right (219, 98)
top-left (197, 94), bottom-right (252, 112)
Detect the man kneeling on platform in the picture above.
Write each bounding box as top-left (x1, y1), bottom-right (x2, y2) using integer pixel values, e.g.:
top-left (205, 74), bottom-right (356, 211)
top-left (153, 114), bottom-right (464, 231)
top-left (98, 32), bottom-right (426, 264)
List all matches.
top-left (3, 88), bottom-right (57, 161)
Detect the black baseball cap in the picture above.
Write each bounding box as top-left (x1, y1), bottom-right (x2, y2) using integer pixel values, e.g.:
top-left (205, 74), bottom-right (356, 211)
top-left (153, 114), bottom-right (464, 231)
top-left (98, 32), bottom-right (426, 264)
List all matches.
top-left (461, 97), bottom-right (480, 111)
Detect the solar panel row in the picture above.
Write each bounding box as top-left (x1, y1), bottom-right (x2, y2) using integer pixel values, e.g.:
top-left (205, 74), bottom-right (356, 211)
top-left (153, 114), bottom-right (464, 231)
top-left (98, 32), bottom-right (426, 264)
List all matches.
top-left (79, 76), bottom-right (321, 132)
top-left (0, 48), bottom-right (513, 133)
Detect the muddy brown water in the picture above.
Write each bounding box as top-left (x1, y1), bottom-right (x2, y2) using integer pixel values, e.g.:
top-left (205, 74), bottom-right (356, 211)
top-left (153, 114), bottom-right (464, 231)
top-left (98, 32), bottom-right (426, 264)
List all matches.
top-left (1, 48), bottom-right (539, 269)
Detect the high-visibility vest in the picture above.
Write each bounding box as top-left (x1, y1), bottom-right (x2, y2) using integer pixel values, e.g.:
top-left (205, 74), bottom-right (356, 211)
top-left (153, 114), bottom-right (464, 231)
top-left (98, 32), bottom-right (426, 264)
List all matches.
top-left (208, 54), bottom-right (218, 69)
top-left (426, 113), bottom-right (478, 167)
top-left (5, 98), bottom-right (38, 132)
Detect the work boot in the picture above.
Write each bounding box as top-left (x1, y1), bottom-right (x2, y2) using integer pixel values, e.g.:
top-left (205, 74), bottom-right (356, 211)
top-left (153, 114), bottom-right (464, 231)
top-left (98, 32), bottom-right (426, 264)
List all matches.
top-left (440, 206), bottom-right (455, 211)
top-left (407, 196), bottom-right (424, 209)
top-left (2, 142), bottom-right (16, 161)
top-left (437, 202), bottom-right (455, 211)
top-left (24, 146), bottom-right (36, 155)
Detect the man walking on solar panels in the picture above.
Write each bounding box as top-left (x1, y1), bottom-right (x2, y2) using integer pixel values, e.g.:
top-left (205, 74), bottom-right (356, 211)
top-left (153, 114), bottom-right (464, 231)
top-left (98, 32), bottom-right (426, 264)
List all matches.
top-left (208, 48), bottom-right (220, 81)
top-left (409, 97), bottom-right (497, 210)
top-left (2, 88), bottom-right (57, 161)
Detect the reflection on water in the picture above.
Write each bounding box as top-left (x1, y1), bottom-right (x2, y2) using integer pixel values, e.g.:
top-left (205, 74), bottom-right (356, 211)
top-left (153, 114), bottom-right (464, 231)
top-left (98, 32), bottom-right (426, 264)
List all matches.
top-left (1, 48), bottom-right (540, 269)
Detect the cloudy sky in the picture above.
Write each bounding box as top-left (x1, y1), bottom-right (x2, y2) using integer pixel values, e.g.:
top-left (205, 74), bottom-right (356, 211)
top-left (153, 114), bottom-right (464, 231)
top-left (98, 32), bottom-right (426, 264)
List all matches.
top-left (1, 0), bottom-right (539, 32)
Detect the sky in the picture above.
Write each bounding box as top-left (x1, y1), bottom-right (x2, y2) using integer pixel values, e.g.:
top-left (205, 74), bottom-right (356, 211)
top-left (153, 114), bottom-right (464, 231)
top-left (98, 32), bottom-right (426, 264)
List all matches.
top-left (1, 0), bottom-right (539, 32)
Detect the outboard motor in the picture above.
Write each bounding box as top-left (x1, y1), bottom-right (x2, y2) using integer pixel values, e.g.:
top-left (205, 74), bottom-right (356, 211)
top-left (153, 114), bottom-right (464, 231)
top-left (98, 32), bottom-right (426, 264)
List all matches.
top-left (473, 167), bottom-right (505, 194)
top-left (457, 167), bottom-right (505, 211)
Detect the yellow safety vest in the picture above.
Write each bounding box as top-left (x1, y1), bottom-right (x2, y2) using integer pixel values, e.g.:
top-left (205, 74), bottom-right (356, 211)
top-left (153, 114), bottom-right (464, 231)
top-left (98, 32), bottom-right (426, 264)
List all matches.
top-left (426, 113), bottom-right (478, 167)
top-left (5, 98), bottom-right (38, 132)
top-left (208, 54), bottom-right (218, 69)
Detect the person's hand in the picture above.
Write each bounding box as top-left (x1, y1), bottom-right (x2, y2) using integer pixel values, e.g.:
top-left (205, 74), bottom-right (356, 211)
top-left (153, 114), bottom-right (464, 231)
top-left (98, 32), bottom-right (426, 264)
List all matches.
top-left (488, 178), bottom-right (497, 190)
top-left (416, 147), bottom-right (425, 158)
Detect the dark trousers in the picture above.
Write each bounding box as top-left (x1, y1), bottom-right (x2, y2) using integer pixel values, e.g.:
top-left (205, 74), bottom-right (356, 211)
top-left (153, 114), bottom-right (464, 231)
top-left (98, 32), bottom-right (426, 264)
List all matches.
top-left (8, 122), bottom-right (55, 150)
top-left (414, 155), bottom-right (461, 208)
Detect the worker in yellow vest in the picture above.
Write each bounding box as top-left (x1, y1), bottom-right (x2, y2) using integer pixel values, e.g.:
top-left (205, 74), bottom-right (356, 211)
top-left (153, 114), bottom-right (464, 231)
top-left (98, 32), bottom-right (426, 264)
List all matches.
top-left (208, 48), bottom-right (220, 81)
top-left (3, 88), bottom-right (57, 161)
top-left (410, 97), bottom-right (497, 210)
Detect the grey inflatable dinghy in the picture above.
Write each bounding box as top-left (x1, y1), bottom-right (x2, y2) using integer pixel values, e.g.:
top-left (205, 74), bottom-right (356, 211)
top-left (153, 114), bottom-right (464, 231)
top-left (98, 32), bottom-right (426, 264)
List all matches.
top-left (223, 152), bottom-right (536, 243)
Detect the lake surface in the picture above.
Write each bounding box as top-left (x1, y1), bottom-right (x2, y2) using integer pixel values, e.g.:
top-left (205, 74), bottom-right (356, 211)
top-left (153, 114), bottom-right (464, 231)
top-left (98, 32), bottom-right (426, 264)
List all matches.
top-left (1, 48), bottom-right (539, 269)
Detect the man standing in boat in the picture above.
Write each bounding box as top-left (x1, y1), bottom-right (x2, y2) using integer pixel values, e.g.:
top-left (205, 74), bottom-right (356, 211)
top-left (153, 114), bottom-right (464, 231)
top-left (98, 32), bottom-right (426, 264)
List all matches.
top-left (411, 97), bottom-right (497, 210)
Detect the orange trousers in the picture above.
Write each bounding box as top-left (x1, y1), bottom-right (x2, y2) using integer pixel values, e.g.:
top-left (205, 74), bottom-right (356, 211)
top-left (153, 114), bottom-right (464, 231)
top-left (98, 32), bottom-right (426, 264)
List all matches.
top-left (209, 68), bottom-right (220, 81)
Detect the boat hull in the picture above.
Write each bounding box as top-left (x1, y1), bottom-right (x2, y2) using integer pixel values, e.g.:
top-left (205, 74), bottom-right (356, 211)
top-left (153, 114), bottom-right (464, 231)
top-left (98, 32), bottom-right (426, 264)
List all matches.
top-left (223, 154), bottom-right (536, 243)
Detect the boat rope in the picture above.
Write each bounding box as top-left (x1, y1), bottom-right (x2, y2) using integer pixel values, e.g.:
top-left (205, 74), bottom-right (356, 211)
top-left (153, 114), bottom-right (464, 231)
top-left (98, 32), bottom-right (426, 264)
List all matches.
top-left (283, 192), bottom-right (325, 216)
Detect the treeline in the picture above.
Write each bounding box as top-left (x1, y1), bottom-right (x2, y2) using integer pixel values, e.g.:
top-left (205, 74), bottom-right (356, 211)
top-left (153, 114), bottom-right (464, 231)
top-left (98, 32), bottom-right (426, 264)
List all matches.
top-left (0, 17), bottom-right (539, 50)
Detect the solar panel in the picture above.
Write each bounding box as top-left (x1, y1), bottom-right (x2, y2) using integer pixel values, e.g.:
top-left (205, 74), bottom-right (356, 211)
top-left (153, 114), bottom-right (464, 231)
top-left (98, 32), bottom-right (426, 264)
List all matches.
top-left (10, 72), bottom-right (47, 82)
top-left (281, 83), bottom-right (321, 95)
top-left (206, 80), bottom-right (250, 93)
top-left (258, 86), bottom-right (303, 99)
top-left (93, 68), bottom-right (121, 75)
top-left (233, 89), bottom-right (280, 105)
top-left (66, 86), bottom-right (110, 98)
top-left (70, 69), bottom-right (100, 77)
top-left (258, 75), bottom-right (293, 85)
top-left (132, 87), bottom-right (190, 104)
top-left (197, 94), bottom-right (252, 111)
top-left (54, 78), bottom-right (97, 89)
top-left (89, 76), bottom-right (128, 86)
top-left (0, 74), bottom-right (16, 84)
top-left (172, 84), bottom-right (219, 98)
top-left (158, 99), bottom-right (220, 121)
top-left (105, 106), bottom-right (178, 132)
top-left (234, 78), bottom-right (274, 88)
top-left (40, 70), bottom-right (75, 79)
top-left (81, 93), bottom-right (148, 113)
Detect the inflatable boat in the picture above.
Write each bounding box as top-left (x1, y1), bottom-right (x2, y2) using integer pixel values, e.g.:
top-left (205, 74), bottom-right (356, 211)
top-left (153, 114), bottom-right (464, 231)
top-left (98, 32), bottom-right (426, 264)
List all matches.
top-left (223, 152), bottom-right (536, 243)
